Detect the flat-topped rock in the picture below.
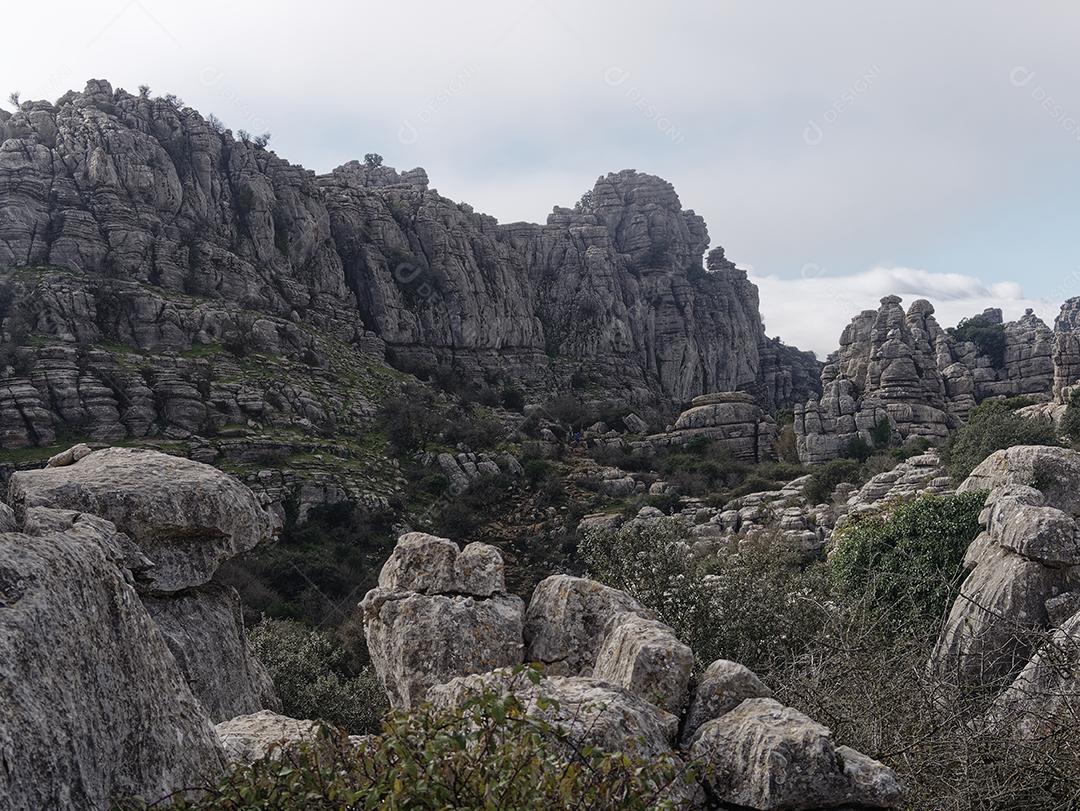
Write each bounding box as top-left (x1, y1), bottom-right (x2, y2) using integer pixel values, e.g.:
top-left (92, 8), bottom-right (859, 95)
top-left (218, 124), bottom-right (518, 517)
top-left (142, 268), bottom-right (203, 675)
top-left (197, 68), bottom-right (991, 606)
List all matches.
top-left (8, 447), bottom-right (274, 592)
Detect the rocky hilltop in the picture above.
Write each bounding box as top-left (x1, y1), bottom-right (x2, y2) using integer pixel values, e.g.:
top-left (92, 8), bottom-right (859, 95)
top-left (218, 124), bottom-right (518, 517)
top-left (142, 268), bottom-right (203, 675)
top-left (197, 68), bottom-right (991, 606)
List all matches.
top-left (795, 297), bottom-right (1075, 463)
top-left (0, 79), bottom-right (820, 462)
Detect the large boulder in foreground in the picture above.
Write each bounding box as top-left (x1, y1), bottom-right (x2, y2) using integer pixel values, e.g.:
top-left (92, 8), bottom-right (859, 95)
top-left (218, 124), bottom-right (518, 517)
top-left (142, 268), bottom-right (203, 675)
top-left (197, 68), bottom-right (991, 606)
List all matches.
top-left (679, 658), bottom-right (772, 748)
top-left (0, 510), bottom-right (224, 809)
top-left (7, 447), bottom-right (275, 592)
top-left (591, 613), bottom-right (693, 714)
top-left (362, 533), bottom-right (524, 709)
top-left (524, 574), bottom-right (653, 676)
top-left (144, 583), bottom-right (281, 723)
top-left (690, 698), bottom-right (902, 810)
top-left (427, 667), bottom-right (679, 761)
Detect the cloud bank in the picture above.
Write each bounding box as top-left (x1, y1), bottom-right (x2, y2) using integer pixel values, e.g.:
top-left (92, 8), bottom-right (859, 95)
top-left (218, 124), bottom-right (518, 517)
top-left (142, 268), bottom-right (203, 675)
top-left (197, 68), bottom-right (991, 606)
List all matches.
top-left (747, 266), bottom-right (1058, 357)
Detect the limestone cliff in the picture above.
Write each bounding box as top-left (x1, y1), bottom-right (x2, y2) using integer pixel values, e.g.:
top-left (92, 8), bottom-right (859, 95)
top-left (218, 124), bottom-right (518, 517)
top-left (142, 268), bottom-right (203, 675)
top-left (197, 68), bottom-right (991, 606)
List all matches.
top-left (0, 80), bottom-right (819, 459)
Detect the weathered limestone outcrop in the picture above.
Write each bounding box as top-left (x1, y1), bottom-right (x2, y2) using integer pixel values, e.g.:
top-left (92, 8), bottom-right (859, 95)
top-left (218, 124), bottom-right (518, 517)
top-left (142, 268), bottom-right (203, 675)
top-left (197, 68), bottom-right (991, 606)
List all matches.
top-left (144, 583), bottom-right (281, 723)
top-left (930, 447), bottom-right (1080, 692)
top-left (428, 668), bottom-right (680, 761)
top-left (689, 698), bottom-right (903, 810)
top-left (1053, 297), bottom-right (1080, 401)
top-left (361, 533), bottom-right (525, 709)
top-left (523, 573), bottom-right (654, 675)
top-left (361, 533), bottom-right (901, 808)
top-left (0, 79), bottom-right (818, 444)
top-left (591, 613), bottom-right (694, 713)
top-left (0, 507), bottom-right (225, 808)
top-left (8, 446), bottom-right (275, 592)
top-left (6, 446), bottom-right (280, 724)
top-left (795, 298), bottom-right (1059, 464)
top-left (638, 391), bottom-right (778, 463)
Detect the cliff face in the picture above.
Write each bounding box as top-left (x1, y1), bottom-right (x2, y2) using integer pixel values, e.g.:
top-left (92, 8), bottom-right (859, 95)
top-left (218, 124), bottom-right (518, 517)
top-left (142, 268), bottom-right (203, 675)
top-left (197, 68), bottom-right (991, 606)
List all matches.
top-left (0, 80), bottom-right (816, 454)
top-left (795, 298), bottom-right (1058, 464)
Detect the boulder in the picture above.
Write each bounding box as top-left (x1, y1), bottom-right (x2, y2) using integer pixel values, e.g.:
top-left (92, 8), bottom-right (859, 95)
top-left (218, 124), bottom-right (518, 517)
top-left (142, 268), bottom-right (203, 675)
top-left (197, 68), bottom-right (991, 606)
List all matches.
top-left (362, 534), bottom-right (524, 709)
top-left (523, 574), bottom-right (654, 676)
top-left (143, 583), bottom-right (281, 723)
top-left (0, 512), bottom-right (224, 809)
top-left (8, 447), bottom-right (275, 592)
top-left (215, 710), bottom-right (320, 765)
top-left (427, 668), bottom-right (679, 761)
top-left (689, 698), bottom-right (902, 810)
top-left (679, 659), bottom-right (772, 748)
top-left (591, 613), bottom-right (694, 714)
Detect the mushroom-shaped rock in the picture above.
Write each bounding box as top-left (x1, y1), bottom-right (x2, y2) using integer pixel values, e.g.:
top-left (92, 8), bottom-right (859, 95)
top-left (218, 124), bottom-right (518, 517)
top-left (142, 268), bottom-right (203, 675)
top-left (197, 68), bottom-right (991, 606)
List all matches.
top-left (427, 667), bottom-right (679, 761)
top-left (0, 510), bottom-right (225, 809)
top-left (362, 534), bottom-right (524, 709)
top-left (524, 574), bottom-right (654, 675)
top-left (679, 659), bottom-right (772, 748)
top-left (591, 613), bottom-right (693, 714)
top-left (7, 447), bottom-right (274, 592)
top-left (689, 698), bottom-right (902, 809)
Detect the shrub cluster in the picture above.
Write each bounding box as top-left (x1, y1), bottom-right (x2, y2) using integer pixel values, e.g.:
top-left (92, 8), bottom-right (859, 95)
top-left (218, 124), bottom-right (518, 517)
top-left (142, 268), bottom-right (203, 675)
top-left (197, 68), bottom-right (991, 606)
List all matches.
top-left (141, 668), bottom-right (696, 810)
top-left (248, 619), bottom-right (387, 735)
top-left (945, 397), bottom-right (1058, 482)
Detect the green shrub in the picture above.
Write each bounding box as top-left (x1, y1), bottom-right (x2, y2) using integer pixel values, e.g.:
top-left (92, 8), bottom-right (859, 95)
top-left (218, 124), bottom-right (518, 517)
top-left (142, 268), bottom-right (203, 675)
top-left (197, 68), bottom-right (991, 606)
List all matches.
top-left (949, 314), bottom-right (1007, 368)
top-left (501, 385), bottom-right (526, 411)
top-left (803, 458), bottom-right (862, 504)
top-left (580, 519), bottom-right (829, 671)
top-left (1062, 389), bottom-right (1080, 445)
top-left (870, 417), bottom-right (892, 448)
top-left (830, 491), bottom-right (986, 633)
top-left (945, 397), bottom-right (1058, 482)
top-left (140, 668), bottom-right (695, 810)
top-left (843, 436), bottom-right (874, 462)
top-left (522, 457), bottom-right (552, 484)
top-left (248, 619), bottom-right (387, 734)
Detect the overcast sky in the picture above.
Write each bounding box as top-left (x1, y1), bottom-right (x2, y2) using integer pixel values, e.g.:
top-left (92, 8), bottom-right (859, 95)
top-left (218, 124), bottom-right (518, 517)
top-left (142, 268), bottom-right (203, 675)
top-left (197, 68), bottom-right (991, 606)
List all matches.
top-left (2, 1), bottom-right (1079, 354)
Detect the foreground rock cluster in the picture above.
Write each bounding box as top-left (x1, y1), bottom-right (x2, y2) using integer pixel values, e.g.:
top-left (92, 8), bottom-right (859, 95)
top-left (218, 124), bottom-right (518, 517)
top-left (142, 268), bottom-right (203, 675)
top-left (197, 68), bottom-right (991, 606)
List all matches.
top-left (0, 446), bottom-right (281, 808)
top-left (362, 532), bottom-right (903, 809)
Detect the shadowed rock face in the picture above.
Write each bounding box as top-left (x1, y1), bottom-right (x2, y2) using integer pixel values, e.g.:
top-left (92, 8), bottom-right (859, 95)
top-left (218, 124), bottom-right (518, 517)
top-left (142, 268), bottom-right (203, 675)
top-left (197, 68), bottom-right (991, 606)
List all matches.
top-left (0, 79), bottom-right (818, 450)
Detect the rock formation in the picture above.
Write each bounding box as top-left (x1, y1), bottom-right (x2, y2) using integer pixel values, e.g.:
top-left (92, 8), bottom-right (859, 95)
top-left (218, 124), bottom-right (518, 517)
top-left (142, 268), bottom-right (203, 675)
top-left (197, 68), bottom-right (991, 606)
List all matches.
top-left (796, 298), bottom-right (1057, 464)
top-left (6, 446), bottom-right (280, 723)
top-left (1053, 296), bottom-right (1080, 402)
top-left (930, 446), bottom-right (1080, 713)
top-left (0, 445), bottom-right (301, 807)
top-left (0, 79), bottom-right (818, 466)
top-left (363, 532), bottom-right (902, 809)
top-left (360, 533), bottom-right (525, 708)
top-left (637, 391), bottom-right (778, 463)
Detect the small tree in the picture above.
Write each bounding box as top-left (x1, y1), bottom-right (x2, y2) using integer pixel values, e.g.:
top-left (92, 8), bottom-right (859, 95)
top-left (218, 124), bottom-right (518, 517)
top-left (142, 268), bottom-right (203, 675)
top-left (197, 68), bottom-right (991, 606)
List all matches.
top-left (7, 90), bottom-right (20, 108)
top-left (138, 84), bottom-right (151, 99)
top-left (364, 152), bottom-right (384, 167)
top-left (236, 129), bottom-right (251, 144)
top-left (254, 131), bottom-right (271, 149)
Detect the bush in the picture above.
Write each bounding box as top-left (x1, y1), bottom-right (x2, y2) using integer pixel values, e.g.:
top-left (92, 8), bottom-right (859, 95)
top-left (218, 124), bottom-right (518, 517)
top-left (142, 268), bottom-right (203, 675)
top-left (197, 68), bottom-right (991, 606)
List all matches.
top-left (141, 668), bottom-right (695, 810)
top-left (803, 458), bottom-right (862, 504)
top-left (1062, 389), bottom-right (1080, 445)
top-left (949, 314), bottom-right (1007, 368)
top-left (580, 519), bottom-right (829, 671)
top-left (501, 385), bottom-right (526, 411)
top-left (843, 435), bottom-right (874, 462)
top-left (248, 619), bottom-right (387, 734)
top-left (830, 491), bottom-right (986, 634)
top-left (945, 397), bottom-right (1058, 482)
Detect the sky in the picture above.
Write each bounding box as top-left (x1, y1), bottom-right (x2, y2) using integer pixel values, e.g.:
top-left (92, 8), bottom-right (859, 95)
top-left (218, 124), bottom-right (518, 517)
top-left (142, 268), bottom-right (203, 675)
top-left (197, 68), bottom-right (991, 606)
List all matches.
top-left (2, 1), bottom-right (1079, 355)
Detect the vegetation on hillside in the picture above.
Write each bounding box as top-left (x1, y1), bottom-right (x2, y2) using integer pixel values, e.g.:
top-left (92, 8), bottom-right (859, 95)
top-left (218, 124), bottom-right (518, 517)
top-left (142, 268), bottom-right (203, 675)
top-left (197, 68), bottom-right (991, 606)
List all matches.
top-left (948, 314), bottom-right (1008, 368)
top-left (944, 397), bottom-right (1059, 482)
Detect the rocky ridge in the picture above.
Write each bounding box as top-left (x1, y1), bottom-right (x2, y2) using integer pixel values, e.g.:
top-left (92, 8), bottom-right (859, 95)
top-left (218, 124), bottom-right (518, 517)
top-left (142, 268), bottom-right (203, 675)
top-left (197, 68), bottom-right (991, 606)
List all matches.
top-left (0, 80), bottom-right (820, 467)
top-left (795, 298), bottom-right (1061, 464)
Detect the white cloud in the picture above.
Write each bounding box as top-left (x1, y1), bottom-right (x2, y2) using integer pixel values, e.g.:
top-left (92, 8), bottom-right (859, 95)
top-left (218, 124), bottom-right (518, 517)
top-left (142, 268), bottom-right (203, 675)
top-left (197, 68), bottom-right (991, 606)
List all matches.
top-left (748, 266), bottom-right (1059, 357)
